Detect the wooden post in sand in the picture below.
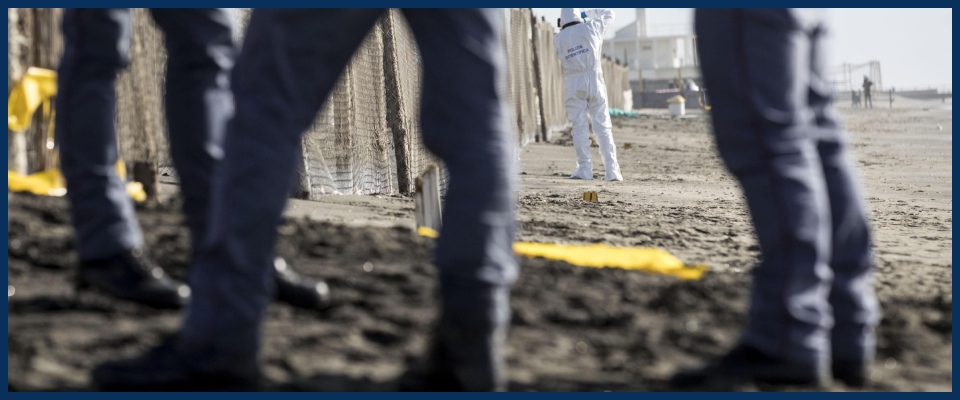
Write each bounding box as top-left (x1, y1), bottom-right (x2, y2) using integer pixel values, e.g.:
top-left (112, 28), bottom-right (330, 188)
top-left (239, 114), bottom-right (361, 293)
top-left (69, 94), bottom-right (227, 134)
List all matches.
top-left (8, 8), bottom-right (28, 175)
top-left (415, 163), bottom-right (442, 232)
top-left (131, 162), bottom-right (159, 201)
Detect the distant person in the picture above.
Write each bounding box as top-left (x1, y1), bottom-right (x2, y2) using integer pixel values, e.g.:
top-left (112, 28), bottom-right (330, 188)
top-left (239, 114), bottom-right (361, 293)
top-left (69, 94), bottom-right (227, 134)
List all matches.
top-left (675, 9), bottom-right (881, 389)
top-left (862, 76), bottom-right (873, 108)
top-left (91, 8), bottom-right (518, 391)
top-left (851, 90), bottom-right (861, 107)
top-left (56, 8), bottom-right (327, 311)
top-left (555, 8), bottom-right (623, 181)
top-left (889, 87), bottom-right (895, 108)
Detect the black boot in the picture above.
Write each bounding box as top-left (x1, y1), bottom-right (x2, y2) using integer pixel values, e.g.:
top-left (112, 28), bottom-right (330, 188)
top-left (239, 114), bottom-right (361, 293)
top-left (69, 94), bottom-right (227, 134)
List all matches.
top-left (273, 257), bottom-right (330, 310)
top-left (92, 335), bottom-right (260, 391)
top-left (670, 343), bottom-right (829, 389)
top-left (832, 358), bottom-right (870, 388)
top-left (77, 247), bottom-right (189, 310)
top-left (398, 320), bottom-right (508, 392)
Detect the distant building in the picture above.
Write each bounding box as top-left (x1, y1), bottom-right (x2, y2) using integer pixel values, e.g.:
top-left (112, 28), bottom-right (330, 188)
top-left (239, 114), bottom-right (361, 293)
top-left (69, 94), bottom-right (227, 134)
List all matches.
top-left (600, 8), bottom-right (700, 82)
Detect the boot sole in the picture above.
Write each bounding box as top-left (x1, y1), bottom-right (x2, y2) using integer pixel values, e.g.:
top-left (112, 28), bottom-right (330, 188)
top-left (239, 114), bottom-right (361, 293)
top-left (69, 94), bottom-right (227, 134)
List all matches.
top-left (75, 277), bottom-right (185, 310)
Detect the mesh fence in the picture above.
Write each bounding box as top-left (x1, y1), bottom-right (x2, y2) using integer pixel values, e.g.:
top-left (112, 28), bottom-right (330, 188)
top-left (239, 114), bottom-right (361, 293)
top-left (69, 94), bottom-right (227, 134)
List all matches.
top-left (503, 8), bottom-right (540, 148)
top-left (381, 9), bottom-right (439, 195)
top-left (532, 17), bottom-right (567, 142)
top-left (299, 19), bottom-right (395, 196)
top-left (13, 8), bottom-right (632, 198)
top-left (117, 9), bottom-right (164, 170)
top-left (601, 57), bottom-right (631, 111)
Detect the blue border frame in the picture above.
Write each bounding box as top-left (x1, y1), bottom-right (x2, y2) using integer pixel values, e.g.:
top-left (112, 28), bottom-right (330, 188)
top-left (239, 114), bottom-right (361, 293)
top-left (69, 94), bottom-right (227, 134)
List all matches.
top-left (2, 2), bottom-right (957, 8)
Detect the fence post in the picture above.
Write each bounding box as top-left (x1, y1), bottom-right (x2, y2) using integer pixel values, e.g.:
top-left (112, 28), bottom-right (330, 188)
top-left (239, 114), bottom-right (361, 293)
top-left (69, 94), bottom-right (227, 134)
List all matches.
top-left (414, 163), bottom-right (442, 231)
top-left (30, 8), bottom-right (63, 173)
top-left (132, 162), bottom-right (158, 200)
top-left (293, 138), bottom-right (311, 199)
top-left (8, 8), bottom-right (29, 175)
top-left (126, 9), bottom-right (161, 201)
top-left (529, 10), bottom-right (548, 143)
top-left (381, 11), bottom-right (413, 194)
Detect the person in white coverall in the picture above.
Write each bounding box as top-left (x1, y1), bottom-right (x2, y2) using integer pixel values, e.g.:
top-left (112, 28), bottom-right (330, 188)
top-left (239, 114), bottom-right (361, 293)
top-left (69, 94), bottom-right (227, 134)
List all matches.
top-left (555, 8), bottom-right (623, 181)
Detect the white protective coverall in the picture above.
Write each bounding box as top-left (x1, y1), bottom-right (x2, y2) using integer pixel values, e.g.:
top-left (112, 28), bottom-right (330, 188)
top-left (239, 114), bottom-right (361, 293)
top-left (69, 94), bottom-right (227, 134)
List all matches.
top-left (554, 8), bottom-right (623, 181)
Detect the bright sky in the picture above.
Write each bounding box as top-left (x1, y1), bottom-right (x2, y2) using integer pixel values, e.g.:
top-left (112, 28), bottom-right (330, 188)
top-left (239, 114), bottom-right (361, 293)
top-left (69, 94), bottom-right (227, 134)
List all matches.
top-left (532, 8), bottom-right (952, 90)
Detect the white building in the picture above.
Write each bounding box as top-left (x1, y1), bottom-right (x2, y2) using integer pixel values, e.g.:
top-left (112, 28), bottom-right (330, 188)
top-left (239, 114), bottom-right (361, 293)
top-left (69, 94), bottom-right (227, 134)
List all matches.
top-left (601, 9), bottom-right (700, 82)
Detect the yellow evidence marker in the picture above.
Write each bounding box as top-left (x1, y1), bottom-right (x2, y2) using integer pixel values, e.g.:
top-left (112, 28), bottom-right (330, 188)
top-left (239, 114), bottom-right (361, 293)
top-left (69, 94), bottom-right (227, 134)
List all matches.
top-left (583, 191), bottom-right (598, 202)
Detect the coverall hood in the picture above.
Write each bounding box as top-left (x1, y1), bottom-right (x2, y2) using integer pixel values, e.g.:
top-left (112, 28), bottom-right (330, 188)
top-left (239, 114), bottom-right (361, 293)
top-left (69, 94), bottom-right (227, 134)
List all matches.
top-left (560, 8), bottom-right (582, 26)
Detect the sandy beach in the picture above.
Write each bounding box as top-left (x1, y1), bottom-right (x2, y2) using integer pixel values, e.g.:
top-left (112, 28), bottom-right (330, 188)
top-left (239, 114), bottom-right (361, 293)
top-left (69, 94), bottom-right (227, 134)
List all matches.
top-left (8, 100), bottom-right (951, 391)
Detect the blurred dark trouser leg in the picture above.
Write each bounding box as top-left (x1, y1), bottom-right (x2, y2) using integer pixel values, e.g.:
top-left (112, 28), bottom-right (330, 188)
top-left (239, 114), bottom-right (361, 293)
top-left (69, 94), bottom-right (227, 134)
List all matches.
top-left (695, 8), bottom-right (832, 367)
top-left (57, 9), bottom-right (192, 312)
top-left (806, 24), bottom-right (880, 378)
top-left (57, 8), bottom-right (141, 260)
top-left (402, 8), bottom-right (517, 390)
top-left (177, 8), bottom-right (385, 376)
top-left (149, 8), bottom-right (237, 253)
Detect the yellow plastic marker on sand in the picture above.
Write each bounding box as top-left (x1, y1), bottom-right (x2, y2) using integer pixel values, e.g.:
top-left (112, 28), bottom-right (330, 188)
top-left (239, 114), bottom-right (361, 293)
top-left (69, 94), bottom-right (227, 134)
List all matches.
top-left (583, 191), bottom-right (598, 202)
top-left (416, 226), bottom-right (707, 280)
top-left (8, 160), bottom-right (147, 202)
top-left (417, 226), bottom-right (440, 239)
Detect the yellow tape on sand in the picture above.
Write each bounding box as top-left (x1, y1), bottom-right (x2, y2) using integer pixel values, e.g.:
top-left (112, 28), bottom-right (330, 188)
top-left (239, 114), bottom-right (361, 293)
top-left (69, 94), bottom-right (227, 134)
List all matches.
top-left (7, 69), bottom-right (146, 203)
top-left (417, 226), bottom-right (707, 280)
top-left (8, 164), bottom-right (147, 203)
top-left (8, 169), bottom-right (66, 197)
